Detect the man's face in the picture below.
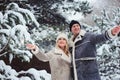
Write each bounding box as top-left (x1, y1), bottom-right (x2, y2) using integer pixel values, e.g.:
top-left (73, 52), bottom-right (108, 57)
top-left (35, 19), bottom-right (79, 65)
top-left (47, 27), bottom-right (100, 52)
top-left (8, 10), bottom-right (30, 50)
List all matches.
top-left (71, 23), bottom-right (80, 36)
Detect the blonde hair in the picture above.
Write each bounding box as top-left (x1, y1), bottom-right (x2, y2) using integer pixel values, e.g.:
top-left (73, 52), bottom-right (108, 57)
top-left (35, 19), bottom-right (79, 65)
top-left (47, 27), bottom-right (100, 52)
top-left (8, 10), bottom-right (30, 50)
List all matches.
top-left (56, 40), bottom-right (69, 56)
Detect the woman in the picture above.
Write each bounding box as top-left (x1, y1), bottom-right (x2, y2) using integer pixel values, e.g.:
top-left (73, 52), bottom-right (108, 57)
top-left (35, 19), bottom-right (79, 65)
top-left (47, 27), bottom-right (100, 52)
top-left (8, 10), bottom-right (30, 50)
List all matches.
top-left (26, 33), bottom-right (71, 80)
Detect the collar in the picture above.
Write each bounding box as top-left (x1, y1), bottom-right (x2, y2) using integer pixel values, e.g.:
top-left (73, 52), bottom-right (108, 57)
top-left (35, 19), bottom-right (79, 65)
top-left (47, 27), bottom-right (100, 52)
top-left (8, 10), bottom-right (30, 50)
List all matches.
top-left (54, 47), bottom-right (71, 63)
top-left (69, 30), bottom-right (86, 47)
top-left (73, 29), bottom-right (86, 38)
top-left (54, 47), bottom-right (64, 55)
top-left (54, 47), bottom-right (71, 56)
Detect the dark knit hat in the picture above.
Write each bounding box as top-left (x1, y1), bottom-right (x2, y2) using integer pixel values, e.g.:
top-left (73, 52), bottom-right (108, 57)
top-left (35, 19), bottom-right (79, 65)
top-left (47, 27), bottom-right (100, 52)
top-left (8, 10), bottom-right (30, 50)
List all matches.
top-left (69, 20), bottom-right (81, 31)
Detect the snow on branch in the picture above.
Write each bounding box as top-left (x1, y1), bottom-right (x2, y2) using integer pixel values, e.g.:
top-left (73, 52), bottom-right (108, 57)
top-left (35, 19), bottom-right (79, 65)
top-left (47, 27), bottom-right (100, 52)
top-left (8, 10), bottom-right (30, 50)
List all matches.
top-left (7, 24), bottom-right (35, 62)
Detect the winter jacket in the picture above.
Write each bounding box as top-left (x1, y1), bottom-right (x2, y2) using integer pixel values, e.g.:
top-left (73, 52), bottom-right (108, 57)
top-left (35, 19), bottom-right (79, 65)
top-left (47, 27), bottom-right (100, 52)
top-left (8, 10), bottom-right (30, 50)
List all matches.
top-left (32, 47), bottom-right (71, 80)
top-left (69, 29), bottom-right (116, 80)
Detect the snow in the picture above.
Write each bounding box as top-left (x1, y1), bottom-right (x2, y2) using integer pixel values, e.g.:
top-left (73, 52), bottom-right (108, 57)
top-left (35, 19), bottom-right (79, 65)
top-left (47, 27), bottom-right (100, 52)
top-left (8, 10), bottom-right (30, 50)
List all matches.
top-left (19, 68), bottom-right (51, 80)
top-left (0, 1), bottom-right (120, 80)
top-left (0, 60), bottom-right (51, 80)
top-left (0, 12), bottom-right (3, 24)
top-left (97, 44), bottom-right (111, 55)
top-left (17, 8), bottom-right (40, 27)
top-left (0, 29), bottom-right (10, 36)
top-left (4, 10), bottom-right (26, 26)
top-left (52, 1), bottom-right (84, 22)
top-left (74, 0), bottom-right (96, 5)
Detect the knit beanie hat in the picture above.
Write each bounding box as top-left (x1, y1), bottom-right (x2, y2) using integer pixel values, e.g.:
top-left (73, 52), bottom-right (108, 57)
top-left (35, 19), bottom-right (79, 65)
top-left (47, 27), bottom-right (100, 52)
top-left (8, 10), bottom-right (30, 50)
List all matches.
top-left (69, 20), bottom-right (81, 31)
top-left (56, 33), bottom-right (68, 42)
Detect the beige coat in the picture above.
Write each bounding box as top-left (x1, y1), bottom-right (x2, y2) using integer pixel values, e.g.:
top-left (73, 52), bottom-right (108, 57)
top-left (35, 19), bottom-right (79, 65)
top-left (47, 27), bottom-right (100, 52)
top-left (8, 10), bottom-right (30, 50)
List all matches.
top-left (32, 46), bottom-right (71, 80)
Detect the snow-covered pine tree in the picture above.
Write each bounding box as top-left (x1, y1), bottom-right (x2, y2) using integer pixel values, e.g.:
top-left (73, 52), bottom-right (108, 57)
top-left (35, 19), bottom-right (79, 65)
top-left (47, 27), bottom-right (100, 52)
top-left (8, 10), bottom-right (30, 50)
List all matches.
top-left (0, 60), bottom-right (51, 80)
top-left (93, 8), bottom-right (120, 80)
top-left (0, 0), bottom-right (93, 62)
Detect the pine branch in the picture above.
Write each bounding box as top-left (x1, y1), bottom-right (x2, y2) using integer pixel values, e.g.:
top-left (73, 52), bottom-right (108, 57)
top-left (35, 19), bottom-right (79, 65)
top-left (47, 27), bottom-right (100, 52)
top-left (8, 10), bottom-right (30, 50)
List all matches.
top-left (0, 52), bottom-right (7, 57)
top-left (0, 36), bottom-right (10, 55)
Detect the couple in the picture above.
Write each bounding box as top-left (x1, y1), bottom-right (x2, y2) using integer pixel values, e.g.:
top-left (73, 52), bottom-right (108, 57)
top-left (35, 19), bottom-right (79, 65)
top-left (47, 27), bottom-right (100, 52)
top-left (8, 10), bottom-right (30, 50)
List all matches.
top-left (26, 20), bottom-right (120, 80)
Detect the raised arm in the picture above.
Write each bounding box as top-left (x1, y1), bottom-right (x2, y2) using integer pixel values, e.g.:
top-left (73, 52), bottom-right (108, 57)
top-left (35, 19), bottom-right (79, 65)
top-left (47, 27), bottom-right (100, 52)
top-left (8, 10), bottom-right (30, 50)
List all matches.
top-left (26, 44), bottom-right (52, 62)
top-left (90, 25), bottom-right (120, 44)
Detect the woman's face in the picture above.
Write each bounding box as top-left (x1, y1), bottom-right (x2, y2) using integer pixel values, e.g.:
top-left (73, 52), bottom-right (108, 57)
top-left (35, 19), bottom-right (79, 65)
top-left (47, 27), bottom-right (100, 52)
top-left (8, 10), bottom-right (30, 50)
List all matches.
top-left (71, 23), bottom-right (80, 36)
top-left (57, 37), bottom-right (67, 49)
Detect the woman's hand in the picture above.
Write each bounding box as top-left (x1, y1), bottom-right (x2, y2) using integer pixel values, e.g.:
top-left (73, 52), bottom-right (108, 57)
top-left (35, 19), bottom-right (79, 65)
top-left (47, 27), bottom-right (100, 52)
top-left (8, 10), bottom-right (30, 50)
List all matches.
top-left (26, 44), bottom-right (36, 51)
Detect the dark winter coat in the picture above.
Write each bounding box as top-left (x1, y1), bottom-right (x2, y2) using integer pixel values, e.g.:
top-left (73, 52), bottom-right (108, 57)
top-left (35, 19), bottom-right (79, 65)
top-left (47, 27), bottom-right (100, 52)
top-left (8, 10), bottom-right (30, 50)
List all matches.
top-left (69, 30), bottom-right (115, 80)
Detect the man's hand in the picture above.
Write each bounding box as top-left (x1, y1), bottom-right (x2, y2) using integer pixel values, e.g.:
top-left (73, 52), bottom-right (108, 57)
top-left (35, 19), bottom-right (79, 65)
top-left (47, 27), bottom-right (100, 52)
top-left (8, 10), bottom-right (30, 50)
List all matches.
top-left (111, 25), bottom-right (120, 36)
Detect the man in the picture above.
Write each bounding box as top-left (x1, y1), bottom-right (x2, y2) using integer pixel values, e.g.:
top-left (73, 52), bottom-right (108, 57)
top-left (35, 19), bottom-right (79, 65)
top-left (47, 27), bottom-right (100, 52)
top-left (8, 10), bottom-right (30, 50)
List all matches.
top-left (69, 20), bottom-right (120, 80)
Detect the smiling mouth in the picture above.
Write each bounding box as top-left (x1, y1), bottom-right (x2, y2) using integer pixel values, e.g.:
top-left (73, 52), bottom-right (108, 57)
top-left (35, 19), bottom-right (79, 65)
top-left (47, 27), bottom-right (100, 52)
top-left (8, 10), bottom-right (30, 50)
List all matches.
top-left (60, 43), bottom-right (65, 44)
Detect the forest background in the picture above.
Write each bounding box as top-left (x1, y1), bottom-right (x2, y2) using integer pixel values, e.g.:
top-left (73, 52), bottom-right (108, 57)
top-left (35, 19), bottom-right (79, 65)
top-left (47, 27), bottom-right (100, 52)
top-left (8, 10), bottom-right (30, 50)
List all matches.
top-left (0, 0), bottom-right (120, 80)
